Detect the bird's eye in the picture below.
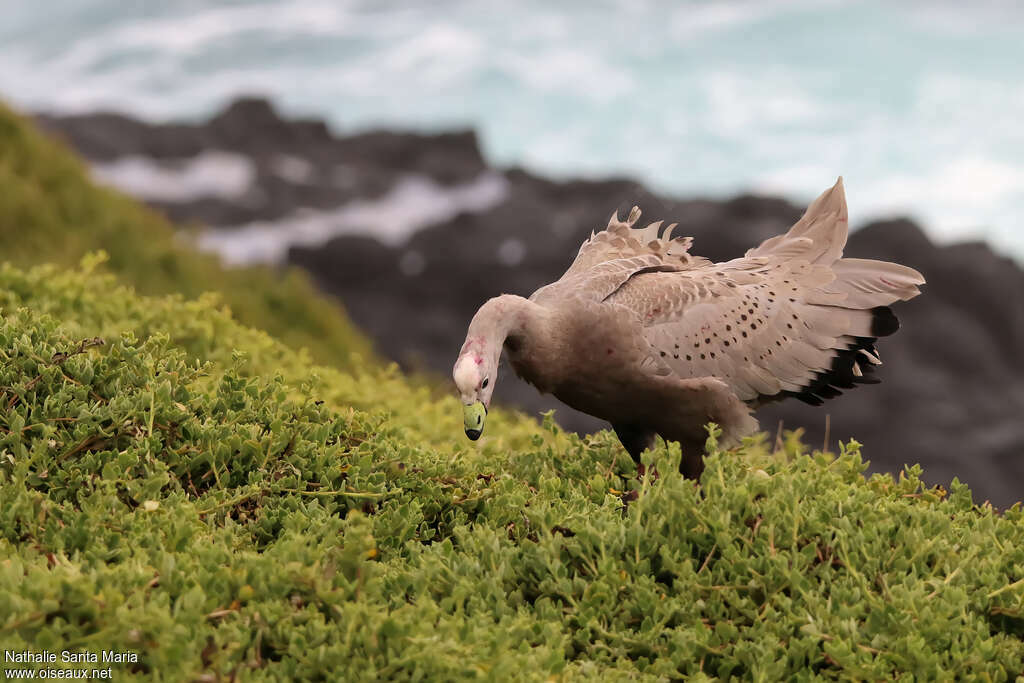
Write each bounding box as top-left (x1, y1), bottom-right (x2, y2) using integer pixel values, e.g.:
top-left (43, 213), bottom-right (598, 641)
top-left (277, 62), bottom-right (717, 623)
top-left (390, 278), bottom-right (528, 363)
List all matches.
top-left (482, 378), bottom-right (489, 388)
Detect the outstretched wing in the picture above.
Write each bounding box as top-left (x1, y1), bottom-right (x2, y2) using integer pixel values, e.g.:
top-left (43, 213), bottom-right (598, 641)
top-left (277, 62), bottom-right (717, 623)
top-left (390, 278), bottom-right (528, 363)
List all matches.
top-left (603, 178), bottom-right (925, 405)
top-left (530, 206), bottom-right (709, 305)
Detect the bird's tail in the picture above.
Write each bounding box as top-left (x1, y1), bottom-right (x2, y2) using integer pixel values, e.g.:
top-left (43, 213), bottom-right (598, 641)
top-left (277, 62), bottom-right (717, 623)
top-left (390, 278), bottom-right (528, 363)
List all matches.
top-left (747, 177), bottom-right (926, 407)
top-left (749, 176), bottom-right (925, 308)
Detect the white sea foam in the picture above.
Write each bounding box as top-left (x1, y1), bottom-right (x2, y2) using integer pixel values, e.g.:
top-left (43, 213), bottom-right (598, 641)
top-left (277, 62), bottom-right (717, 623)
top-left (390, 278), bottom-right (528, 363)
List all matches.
top-left (497, 238), bottom-right (527, 267)
top-left (272, 155), bottom-right (315, 184)
top-left (196, 172), bottom-right (509, 265)
top-left (90, 152), bottom-right (255, 202)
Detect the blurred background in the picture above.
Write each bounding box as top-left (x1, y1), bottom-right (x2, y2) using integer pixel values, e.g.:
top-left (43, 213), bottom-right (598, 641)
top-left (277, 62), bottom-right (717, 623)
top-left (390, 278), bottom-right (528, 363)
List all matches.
top-left (1, 0), bottom-right (1022, 504)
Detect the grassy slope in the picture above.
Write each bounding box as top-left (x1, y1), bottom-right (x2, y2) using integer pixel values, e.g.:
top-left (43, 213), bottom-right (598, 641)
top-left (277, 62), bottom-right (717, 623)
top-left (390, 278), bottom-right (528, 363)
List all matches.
top-left (0, 102), bottom-right (371, 370)
top-left (2, 262), bottom-right (1024, 681)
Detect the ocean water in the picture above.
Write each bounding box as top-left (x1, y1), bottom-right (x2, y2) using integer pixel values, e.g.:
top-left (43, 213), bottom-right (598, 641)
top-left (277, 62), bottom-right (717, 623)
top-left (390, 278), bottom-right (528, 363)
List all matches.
top-left (2, 0), bottom-right (1023, 259)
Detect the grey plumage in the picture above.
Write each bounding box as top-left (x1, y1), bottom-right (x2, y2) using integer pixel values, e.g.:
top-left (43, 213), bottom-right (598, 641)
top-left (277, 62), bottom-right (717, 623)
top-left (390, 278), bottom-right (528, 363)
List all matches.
top-left (453, 178), bottom-right (925, 476)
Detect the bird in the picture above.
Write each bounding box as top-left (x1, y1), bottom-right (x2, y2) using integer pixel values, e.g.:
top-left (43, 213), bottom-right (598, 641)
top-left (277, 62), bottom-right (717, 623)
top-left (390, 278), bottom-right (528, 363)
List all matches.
top-left (453, 178), bottom-right (924, 478)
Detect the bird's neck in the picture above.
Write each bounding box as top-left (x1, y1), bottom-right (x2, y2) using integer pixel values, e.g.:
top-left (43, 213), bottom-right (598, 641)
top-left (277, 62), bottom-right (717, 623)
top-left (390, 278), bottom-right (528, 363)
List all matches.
top-left (462, 294), bottom-right (549, 361)
top-left (462, 294), bottom-right (565, 393)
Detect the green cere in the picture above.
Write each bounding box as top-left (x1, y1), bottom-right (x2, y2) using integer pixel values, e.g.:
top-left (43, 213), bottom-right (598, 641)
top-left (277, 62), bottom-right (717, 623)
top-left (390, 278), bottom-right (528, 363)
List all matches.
top-left (463, 400), bottom-right (487, 438)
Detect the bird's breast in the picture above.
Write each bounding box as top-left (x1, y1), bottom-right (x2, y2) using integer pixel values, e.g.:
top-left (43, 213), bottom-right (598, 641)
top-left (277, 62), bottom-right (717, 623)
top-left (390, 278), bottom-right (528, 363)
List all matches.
top-left (505, 340), bottom-right (555, 393)
top-left (504, 303), bottom-right (649, 409)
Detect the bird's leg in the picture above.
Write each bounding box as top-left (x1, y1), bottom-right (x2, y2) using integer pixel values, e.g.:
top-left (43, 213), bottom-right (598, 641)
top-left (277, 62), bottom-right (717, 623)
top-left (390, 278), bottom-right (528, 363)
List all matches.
top-left (611, 424), bottom-right (657, 478)
top-left (678, 439), bottom-right (706, 480)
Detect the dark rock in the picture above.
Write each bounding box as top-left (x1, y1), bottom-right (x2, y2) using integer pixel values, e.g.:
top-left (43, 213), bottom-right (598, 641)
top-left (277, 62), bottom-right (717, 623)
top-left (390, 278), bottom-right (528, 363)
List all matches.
top-left (35, 111), bottom-right (207, 161)
top-left (207, 97), bottom-right (333, 154)
top-left (335, 130), bottom-right (486, 186)
top-left (35, 96), bottom-right (489, 226)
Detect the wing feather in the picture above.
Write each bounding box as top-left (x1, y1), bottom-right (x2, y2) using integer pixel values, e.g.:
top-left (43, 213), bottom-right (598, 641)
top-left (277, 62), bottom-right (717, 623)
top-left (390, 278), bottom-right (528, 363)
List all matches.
top-left (530, 206), bottom-right (710, 305)
top-left (601, 178), bottom-right (924, 405)
top-left (529, 177), bottom-right (924, 407)
top-left (556, 206), bottom-right (708, 282)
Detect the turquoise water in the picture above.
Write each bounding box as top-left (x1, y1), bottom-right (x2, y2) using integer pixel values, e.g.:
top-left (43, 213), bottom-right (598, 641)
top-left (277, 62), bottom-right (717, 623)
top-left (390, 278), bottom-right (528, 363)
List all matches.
top-left (2, 0), bottom-right (1023, 258)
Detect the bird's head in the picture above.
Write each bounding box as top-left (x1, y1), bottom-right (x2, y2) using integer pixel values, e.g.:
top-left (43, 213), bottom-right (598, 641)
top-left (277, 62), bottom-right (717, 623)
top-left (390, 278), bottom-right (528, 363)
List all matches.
top-left (453, 346), bottom-right (496, 441)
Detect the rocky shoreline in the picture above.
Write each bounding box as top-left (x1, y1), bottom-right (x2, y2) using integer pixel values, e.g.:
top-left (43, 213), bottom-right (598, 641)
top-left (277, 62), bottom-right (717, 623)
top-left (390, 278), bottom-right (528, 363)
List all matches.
top-left (35, 97), bottom-right (1024, 507)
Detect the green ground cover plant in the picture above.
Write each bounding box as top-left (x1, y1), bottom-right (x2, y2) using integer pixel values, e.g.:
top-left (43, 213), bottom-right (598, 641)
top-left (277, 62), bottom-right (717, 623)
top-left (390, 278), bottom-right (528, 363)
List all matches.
top-left (2, 260), bottom-right (1024, 681)
top-left (0, 101), bottom-right (370, 370)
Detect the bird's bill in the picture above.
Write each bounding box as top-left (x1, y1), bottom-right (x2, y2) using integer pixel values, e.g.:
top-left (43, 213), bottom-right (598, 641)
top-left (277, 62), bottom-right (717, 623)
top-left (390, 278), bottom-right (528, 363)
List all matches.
top-left (463, 401), bottom-right (487, 440)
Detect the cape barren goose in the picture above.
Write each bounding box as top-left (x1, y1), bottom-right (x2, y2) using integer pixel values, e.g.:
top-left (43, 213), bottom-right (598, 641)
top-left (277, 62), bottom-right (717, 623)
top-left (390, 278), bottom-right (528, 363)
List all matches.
top-left (454, 178), bottom-right (924, 477)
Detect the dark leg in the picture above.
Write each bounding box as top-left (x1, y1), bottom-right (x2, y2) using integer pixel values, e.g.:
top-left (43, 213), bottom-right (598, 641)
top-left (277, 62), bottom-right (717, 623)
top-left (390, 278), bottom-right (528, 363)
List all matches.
top-left (678, 439), bottom-right (706, 480)
top-left (612, 425), bottom-right (706, 480)
top-left (611, 423), bottom-right (656, 466)
top-left (611, 423), bottom-right (656, 464)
